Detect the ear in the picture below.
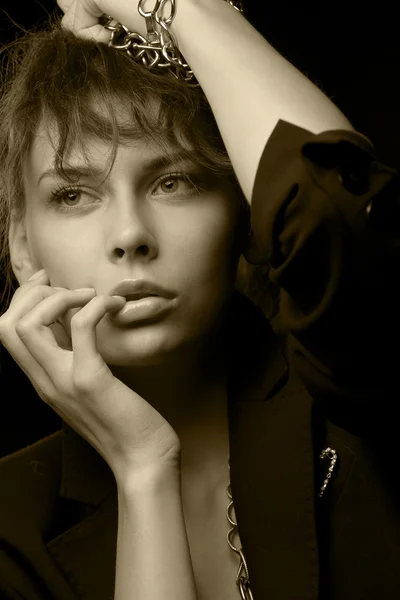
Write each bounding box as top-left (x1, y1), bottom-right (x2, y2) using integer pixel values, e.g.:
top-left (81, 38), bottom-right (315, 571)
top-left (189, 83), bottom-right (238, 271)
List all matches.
top-left (8, 212), bottom-right (41, 285)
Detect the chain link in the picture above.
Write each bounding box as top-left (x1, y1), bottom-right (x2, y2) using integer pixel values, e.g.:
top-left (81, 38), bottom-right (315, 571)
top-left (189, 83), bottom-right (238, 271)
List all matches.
top-left (227, 446), bottom-right (337, 599)
top-left (100, 0), bottom-right (244, 86)
top-left (226, 478), bottom-right (255, 600)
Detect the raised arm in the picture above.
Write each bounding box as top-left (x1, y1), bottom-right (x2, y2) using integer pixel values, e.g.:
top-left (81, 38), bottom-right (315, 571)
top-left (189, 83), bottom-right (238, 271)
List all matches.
top-left (171, 0), bottom-right (354, 201)
top-left (59, 0), bottom-right (354, 203)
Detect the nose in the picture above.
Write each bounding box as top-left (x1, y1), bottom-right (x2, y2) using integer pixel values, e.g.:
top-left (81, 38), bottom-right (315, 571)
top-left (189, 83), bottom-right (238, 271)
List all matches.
top-left (106, 203), bottom-right (158, 264)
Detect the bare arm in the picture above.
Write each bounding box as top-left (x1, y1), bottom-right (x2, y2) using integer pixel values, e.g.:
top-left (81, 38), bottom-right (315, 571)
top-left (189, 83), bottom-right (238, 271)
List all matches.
top-left (171, 0), bottom-right (354, 202)
top-left (114, 465), bottom-right (197, 600)
top-left (60, 0), bottom-right (355, 203)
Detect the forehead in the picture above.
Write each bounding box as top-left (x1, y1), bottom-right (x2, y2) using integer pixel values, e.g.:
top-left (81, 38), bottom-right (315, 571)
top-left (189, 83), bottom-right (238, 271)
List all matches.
top-left (26, 121), bottom-right (116, 175)
top-left (24, 118), bottom-right (190, 183)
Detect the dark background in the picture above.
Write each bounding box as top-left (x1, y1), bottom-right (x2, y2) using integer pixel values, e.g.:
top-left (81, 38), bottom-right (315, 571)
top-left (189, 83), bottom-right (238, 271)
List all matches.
top-left (0, 0), bottom-right (398, 456)
top-left (1, 0), bottom-right (399, 164)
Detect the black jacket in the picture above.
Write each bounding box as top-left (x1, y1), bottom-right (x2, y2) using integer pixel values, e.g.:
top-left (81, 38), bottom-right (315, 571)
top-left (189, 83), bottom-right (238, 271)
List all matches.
top-left (0, 120), bottom-right (398, 600)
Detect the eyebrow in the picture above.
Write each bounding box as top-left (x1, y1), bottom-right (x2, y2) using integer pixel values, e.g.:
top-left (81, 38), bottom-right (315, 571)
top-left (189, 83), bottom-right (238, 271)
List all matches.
top-left (37, 152), bottom-right (199, 185)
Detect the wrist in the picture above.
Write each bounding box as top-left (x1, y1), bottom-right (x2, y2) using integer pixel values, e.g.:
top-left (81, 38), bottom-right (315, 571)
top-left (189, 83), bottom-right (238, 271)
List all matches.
top-left (116, 460), bottom-right (181, 498)
top-left (169, 0), bottom-right (246, 76)
top-left (170, 0), bottom-right (220, 49)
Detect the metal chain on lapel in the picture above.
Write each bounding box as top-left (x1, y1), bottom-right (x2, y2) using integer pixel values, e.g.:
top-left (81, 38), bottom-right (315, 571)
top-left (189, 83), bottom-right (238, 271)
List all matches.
top-left (226, 469), bottom-right (254, 600)
top-left (100, 0), bottom-right (244, 86)
top-left (226, 447), bottom-right (338, 598)
top-left (318, 447), bottom-right (338, 498)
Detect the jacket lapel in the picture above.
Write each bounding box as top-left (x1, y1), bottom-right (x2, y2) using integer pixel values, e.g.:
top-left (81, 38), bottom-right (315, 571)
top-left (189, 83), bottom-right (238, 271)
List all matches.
top-left (47, 421), bottom-right (119, 599)
top-left (228, 370), bottom-right (319, 600)
top-left (226, 294), bottom-right (319, 600)
top-left (47, 488), bottom-right (118, 600)
top-left (47, 293), bottom-right (318, 600)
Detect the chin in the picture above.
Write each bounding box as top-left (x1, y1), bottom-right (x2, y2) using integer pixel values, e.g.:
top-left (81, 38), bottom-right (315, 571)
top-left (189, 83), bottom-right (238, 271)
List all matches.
top-left (96, 324), bottom-right (195, 368)
top-left (104, 348), bottom-right (173, 368)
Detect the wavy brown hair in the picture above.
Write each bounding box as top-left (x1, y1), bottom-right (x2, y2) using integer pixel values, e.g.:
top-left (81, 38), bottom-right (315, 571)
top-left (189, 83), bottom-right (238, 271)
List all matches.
top-left (0, 16), bottom-right (279, 320)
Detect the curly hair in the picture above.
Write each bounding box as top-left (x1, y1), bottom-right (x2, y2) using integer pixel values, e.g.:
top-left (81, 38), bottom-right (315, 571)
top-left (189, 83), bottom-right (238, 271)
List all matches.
top-left (0, 15), bottom-right (279, 320)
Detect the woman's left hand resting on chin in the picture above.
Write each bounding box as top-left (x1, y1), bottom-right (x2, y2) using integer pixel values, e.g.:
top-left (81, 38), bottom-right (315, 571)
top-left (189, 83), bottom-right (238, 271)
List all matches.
top-left (0, 269), bottom-right (181, 484)
top-left (57, 0), bottom-right (354, 204)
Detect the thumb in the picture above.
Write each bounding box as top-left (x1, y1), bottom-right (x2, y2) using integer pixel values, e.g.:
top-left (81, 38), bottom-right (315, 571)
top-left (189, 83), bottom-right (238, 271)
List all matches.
top-left (61, 0), bottom-right (112, 44)
top-left (57, 0), bottom-right (75, 13)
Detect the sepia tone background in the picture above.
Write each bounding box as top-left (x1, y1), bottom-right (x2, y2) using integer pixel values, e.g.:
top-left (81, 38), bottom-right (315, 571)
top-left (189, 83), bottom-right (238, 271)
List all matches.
top-left (0, 0), bottom-right (397, 456)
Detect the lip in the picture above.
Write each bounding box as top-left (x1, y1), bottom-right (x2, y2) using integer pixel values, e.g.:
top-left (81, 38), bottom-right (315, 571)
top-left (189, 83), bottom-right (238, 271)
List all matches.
top-left (108, 279), bottom-right (176, 300)
top-left (108, 279), bottom-right (176, 326)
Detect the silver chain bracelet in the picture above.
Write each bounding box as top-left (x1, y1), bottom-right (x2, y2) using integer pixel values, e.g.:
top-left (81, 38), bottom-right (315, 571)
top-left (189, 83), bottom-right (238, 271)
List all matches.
top-left (227, 447), bottom-right (338, 599)
top-left (100, 0), bottom-right (244, 86)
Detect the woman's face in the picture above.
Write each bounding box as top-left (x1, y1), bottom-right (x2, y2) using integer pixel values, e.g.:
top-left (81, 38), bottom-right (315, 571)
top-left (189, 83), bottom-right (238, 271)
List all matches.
top-left (20, 122), bottom-right (244, 366)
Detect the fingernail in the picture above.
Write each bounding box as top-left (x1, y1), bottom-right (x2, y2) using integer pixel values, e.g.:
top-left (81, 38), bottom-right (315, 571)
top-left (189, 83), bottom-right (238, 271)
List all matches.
top-left (74, 287), bottom-right (96, 293)
top-left (112, 295), bottom-right (126, 300)
top-left (28, 269), bottom-right (46, 281)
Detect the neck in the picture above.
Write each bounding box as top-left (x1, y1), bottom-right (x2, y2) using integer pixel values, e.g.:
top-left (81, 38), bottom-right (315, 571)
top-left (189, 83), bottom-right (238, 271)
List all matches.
top-left (110, 330), bottom-right (230, 467)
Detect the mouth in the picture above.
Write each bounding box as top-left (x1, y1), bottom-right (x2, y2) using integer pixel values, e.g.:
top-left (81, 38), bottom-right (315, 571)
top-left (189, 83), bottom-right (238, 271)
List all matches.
top-left (109, 279), bottom-right (175, 300)
top-left (110, 294), bottom-right (175, 326)
top-left (108, 279), bottom-right (176, 326)
top-left (124, 293), bottom-right (159, 302)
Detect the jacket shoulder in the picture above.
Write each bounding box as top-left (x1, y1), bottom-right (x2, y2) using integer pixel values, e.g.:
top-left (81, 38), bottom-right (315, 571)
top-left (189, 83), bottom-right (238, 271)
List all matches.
top-left (0, 431), bottom-right (63, 538)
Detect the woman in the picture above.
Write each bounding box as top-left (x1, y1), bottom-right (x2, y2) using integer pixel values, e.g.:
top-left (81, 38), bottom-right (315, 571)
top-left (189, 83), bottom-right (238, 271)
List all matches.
top-left (0, 1), bottom-right (398, 599)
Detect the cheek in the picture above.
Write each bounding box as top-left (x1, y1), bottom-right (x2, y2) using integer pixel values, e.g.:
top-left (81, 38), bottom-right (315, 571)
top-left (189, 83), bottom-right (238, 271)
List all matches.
top-left (167, 205), bottom-right (240, 288)
top-left (27, 217), bottom-right (98, 287)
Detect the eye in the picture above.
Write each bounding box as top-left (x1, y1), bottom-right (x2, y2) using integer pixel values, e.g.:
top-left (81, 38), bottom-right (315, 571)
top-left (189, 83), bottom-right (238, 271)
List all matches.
top-left (48, 186), bottom-right (98, 211)
top-left (59, 190), bottom-right (81, 206)
top-left (152, 172), bottom-right (203, 196)
top-left (159, 178), bottom-right (180, 193)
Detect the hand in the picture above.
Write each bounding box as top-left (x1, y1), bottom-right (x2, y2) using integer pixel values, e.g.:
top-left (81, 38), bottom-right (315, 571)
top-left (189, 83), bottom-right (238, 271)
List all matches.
top-left (0, 270), bottom-right (181, 483)
top-left (57, 0), bottom-right (149, 43)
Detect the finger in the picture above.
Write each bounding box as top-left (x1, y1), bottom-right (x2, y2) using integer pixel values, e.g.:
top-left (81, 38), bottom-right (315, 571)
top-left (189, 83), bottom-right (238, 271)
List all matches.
top-left (0, 319), bottom-right (57, 404)
top-left (14, 288), bottom-right (97, 363)
top-left (7, 282), bottom-right (61, 323)
top-left (8, 268), bottom-right (48, 302)
top-left (56, 0), bottom-right (74, 13)
top-left (60, 0), bottom-right (78, 31)
top-left (73, 0), bottom-right (104, 26)
top-left (0, 272), bottom-right (63, 398)
top-left (62, 0), bottom-right (111, 44)
top-left (11, 268), bottom-right (50, 301)
top-left (1, 280), bottom-right (73, 360)
top-left (3, 285), bottom-right (71, 350)
top-left (17, 288), bottom-right (96, 326)
top-left (0, 332), bottom-right (54, 396)
top-left (70, 294), bottom-right (126, 378)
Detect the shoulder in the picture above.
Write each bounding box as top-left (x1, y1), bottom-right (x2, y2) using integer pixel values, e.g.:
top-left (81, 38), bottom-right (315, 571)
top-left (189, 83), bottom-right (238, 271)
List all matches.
top-left (0, 431), bottom-right (63, 538)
